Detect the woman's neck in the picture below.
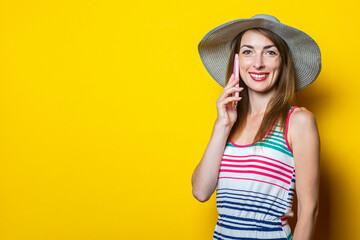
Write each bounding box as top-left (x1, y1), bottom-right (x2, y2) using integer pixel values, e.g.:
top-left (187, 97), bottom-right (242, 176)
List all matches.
top-left (247, 89), bottom-right (276, 116)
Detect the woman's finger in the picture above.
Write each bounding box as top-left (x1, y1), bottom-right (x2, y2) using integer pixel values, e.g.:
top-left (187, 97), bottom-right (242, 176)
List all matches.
top-left (218, 87), bottom-right (243, 102)
top-left (218, 96), bottom-right (242, 107)
top-left (225, 73), bottom-right (240, 89)
top-left (224, 74), bottom-right (235, 89)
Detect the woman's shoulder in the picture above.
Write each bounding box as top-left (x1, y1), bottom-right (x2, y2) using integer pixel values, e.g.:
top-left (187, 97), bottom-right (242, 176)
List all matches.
top-left (290, 107), bottom-right (317, 128)
top-left (287, 107), bottom-right (319, 149)
top-left (288, 107), bottom-right (318, 137)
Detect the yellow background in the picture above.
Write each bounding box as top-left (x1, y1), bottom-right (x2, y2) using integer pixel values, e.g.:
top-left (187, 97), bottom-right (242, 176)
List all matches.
top-left (0, 0), bottom-right (358, 239)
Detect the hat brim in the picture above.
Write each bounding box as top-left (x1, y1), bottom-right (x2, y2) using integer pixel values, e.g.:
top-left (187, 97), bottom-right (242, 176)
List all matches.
top-left (198, 16), bottom-right (321, 91)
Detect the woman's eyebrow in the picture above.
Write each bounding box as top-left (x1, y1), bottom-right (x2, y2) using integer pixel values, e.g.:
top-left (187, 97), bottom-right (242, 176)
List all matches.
top-left (240, 45), bottom-right (253, 49)
top-left (263, 45), bottom-right (276, 49)
top-left (240, 44), bottom-right (276, 49)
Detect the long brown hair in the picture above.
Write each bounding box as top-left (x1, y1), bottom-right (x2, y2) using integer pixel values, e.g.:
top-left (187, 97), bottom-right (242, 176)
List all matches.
top-left (226, 28), bottom-right (296, 143)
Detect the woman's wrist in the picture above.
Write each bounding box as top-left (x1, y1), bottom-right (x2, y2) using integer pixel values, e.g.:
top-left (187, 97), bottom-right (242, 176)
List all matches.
top-left (212, 120), bottom-right (233, 139)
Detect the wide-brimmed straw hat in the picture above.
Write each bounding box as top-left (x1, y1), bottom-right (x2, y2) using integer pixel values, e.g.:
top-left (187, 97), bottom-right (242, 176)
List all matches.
top-left (198, 14), bottom-right (321, 91)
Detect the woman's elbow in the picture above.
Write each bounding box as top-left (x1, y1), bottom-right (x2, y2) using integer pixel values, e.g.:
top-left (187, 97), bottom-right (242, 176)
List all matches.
top-left (314, 203), bottom-right (319, 220)
top-left (192, 188), bottom-right (211, 202)
top-left (310, 202), bottom-right (319, 220)
top-left (298, 201), bottom-right (319, 220)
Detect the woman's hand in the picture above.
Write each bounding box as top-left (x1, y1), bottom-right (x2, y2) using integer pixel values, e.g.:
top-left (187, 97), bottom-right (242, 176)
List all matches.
top-left (215, 74), bottom-right (243, 127)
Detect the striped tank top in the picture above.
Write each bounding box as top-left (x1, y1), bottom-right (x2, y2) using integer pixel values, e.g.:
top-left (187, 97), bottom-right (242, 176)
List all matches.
top-left (213, 107), bottom-right (298, 240)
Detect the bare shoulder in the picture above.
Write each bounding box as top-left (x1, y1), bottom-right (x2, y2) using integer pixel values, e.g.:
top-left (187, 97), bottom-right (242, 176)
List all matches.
top-left (290, 107), bottom-right (317, 128)
top-left (288, 107), bottom-right (319, 148)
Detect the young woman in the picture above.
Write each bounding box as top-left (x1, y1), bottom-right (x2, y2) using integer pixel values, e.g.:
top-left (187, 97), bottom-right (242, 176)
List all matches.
top-left (192, 15), bottom-right (320, 240)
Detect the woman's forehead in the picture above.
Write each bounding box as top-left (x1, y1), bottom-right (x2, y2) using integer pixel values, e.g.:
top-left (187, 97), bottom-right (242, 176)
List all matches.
top-left (240, 29), bottom-right (276, 47)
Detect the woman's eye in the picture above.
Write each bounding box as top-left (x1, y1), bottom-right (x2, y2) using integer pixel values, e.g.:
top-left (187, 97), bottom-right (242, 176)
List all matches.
top-left (242, 50), bottom-right (251, 55)
top-left (267, 50), bottom-right (277, 55)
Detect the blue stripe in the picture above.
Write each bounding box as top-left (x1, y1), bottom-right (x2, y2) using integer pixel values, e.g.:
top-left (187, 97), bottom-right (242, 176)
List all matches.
top-left (219, 218), bottom-right (271, 228)
top-left (219, 214), bottom-right (281, 226)
top-left (213, 235), bottom-right (221, 240)
top-left (214, 230), bottom-right (287, 240)
top-left (216, 193), bottom-right (288, 210)
top-left (217, 188), bottom-right (291, 205)
top-left (217, 201), bottom-right (285, 216)
top-left (217, 191), bottom-right (288, 206)
top-left (216, 222), bottom-right (282, 232)
top-left (216, 194), bottom-right (287, 211)
top-left (217, 205), bottom-right (281, 218)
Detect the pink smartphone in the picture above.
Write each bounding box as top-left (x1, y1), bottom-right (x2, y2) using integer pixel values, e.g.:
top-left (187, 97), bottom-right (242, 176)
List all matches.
top-left (233, 54), bottom-right (239, 109)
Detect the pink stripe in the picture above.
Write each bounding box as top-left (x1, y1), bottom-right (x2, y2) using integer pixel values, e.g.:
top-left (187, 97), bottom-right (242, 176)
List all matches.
top-left (222, 158), bottom-right (293, 174)
top-left (223, 154), bottom-right (294, 169)
top-left (285, 106), bottom-right (298, 154)
top-left (218, 176), bottom-right (289, 191)
top-left (221, 164), bottom-right (292, 179)
top-left (220, 169), bottom-right (291, 184)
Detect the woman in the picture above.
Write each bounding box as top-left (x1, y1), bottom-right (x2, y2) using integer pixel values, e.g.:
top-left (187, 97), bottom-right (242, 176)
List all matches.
top-left (192, 15), bottom-right (320, 240)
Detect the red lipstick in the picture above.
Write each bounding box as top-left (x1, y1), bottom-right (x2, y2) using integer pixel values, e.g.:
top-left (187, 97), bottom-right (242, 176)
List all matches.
top-left (249, 72), bottom-right (269, 81)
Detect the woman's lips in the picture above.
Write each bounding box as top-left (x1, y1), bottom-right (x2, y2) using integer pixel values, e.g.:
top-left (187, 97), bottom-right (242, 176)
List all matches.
top-left (249, 72), bottom-right (269, 81)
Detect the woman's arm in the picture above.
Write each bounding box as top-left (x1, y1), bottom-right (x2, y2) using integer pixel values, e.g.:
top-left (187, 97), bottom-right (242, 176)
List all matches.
top-left (288, 108), bottom-right (320, 240)
top-left (192, 74), bottom-right (242, 202)
top-left (191, 123), bottom-right (232, 202)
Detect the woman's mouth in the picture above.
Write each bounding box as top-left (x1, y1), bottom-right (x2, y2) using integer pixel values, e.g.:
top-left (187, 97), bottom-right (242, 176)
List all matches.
top-left (249, 72), bottom-right (269, 81)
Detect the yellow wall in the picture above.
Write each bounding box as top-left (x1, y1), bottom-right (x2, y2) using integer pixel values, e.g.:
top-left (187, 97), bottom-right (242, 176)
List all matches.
top-left (0, 0), bottom-right (358, 239)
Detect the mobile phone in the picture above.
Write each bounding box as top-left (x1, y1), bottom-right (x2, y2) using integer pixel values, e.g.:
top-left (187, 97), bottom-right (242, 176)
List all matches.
top-left (232, 53), bottom-right (239, 109)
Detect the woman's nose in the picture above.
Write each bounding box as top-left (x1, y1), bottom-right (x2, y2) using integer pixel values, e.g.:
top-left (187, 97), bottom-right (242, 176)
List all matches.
top-left (253, 55), bottom-right (264, 69)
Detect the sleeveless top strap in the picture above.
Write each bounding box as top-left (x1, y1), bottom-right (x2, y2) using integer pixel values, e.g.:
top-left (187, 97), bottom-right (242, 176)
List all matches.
top-left (285, 106), bottom-right (299, 154)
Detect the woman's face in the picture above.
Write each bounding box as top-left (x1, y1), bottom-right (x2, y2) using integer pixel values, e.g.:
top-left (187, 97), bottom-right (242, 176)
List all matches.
top-left (238, 30), bottom-right (282, 94)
